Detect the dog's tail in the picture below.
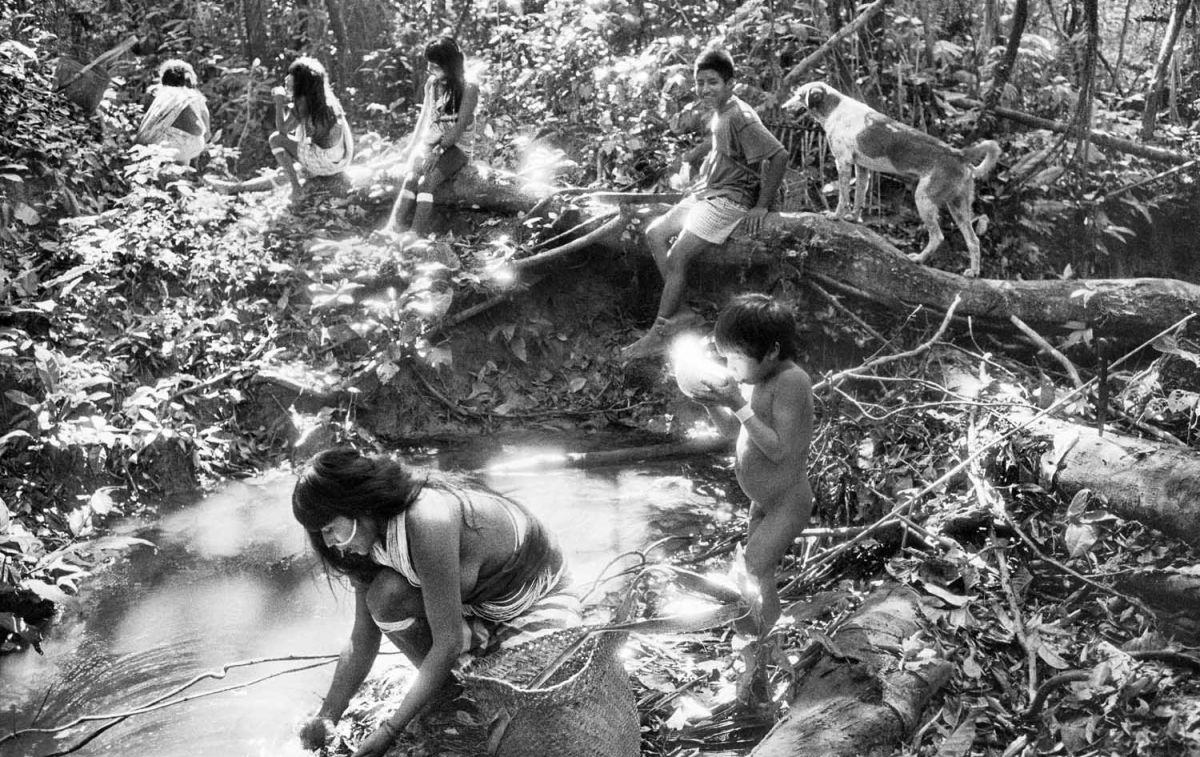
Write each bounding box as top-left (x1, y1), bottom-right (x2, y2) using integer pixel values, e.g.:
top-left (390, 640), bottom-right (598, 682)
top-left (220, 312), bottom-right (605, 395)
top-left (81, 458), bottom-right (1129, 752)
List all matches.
top-left (964, 140), bottom-right (1001, 179)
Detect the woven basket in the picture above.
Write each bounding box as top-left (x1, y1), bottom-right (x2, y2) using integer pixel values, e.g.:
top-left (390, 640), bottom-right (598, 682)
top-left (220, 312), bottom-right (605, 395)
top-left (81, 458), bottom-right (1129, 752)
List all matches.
top-left (54, 58), bottom-right (110, 114)
top-left (461, 627), bottom-right (640, 757)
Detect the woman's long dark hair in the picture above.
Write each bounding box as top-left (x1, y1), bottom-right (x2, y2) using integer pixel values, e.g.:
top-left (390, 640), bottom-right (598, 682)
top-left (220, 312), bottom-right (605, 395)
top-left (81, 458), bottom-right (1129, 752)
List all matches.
top-left (424, 36), bottom-right (466, 115)
top-left (293, 448), bottom-right (423, 582)
top-left (292, 448), bottom-right (489, 584)
top-left (288, 56), bottom-right (342, 142)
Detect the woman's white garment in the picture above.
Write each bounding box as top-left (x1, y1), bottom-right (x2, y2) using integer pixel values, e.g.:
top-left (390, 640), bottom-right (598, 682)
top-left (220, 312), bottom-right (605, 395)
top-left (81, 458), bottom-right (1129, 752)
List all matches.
top-left (296, 116), bottom-right (354, 176)
top-left (136, 86), bottom-right (209, 163)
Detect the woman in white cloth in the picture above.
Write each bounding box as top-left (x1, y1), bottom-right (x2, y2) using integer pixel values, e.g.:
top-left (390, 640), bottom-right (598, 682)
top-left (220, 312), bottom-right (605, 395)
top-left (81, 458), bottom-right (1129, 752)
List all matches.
top-left (267, 56), bottom-right (354, 198)
top-left (134, 59), bottom-right (210, 164)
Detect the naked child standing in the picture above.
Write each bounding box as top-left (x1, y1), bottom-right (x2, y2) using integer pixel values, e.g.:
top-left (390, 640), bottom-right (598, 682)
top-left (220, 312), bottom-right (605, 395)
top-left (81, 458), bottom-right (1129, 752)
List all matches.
top-left (685, 294), bottom-right (814, 634)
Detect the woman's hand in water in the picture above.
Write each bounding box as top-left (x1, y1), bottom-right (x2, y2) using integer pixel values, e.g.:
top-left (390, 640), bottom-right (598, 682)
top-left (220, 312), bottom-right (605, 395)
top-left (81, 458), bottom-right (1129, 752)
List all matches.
top-left (351, 724), bottom-right (397, 757)
top-left (297, 715), bottom-right (336, 750)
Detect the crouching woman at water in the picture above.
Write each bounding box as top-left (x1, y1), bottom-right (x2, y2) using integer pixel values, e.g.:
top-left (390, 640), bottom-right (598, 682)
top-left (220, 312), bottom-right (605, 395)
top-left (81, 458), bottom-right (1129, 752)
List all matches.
top-left (292, 448), bottom-right (581, 757)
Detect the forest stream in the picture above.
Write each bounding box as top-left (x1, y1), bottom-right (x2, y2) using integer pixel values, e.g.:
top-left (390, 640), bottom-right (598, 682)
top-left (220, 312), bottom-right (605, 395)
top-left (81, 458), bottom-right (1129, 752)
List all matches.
top-left (0, 436), bottom-right (735, 756)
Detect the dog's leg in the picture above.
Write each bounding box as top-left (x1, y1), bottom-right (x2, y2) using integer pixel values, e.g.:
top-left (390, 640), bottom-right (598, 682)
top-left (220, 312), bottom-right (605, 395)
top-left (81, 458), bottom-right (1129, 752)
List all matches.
top-left (851, 165), bottom-right (869, 222)
top-left (947, 194), bottom-right (981, 278)
top-left (907, 179), bottom-right (944, 264)
top-left (831, 158), bottom-right (854, 219)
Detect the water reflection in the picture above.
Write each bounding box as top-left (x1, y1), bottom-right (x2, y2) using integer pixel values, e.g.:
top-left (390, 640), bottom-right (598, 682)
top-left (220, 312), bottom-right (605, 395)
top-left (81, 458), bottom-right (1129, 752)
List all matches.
top-left (0, 449), bottom-right (736, 756)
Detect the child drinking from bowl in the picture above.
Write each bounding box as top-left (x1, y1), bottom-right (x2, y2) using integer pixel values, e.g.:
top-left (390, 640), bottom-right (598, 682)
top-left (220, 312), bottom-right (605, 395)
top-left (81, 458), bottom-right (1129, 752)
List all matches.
top-left (681, 293), bottom-right (814, 635)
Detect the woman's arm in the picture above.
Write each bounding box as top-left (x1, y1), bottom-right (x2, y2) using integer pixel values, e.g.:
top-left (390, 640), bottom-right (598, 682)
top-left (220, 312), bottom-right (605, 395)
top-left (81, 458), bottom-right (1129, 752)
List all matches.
top-left (436, 81), bottom-right (479, 150)
top-left (320, 588), bottom-right (382, 719)
top-left (404, 79), bottom-right (438, 161)
top-left (353, 496), bottom-right (464, 757)
top-left (300, 587), bottom-right (381, 749)
top-left (271, 87), bottom-right (296, 135)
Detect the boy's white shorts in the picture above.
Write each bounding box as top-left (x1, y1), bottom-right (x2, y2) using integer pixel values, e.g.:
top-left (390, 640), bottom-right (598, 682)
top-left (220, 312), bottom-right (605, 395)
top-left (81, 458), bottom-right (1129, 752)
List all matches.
top-left (681, 195), bottom-right (748, 244)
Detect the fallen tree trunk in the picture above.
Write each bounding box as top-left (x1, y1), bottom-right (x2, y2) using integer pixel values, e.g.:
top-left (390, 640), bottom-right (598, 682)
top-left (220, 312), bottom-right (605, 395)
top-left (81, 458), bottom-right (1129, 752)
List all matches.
top-left (750, 585), bottom-right (951, 757)
top-left (568, 210), bottom-right (1200, 345)
top-left (1034, 417), bottom-right (1200, 549)
top-left (949, 97), bottom-right (1195, 165)
top-left (352, 170), bottom-right (1200, 345)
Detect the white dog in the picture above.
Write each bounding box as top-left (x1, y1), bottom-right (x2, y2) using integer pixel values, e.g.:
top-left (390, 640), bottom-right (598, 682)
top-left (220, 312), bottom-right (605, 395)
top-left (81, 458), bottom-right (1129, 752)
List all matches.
top-left (785, 81), bottom-right (1001, 277)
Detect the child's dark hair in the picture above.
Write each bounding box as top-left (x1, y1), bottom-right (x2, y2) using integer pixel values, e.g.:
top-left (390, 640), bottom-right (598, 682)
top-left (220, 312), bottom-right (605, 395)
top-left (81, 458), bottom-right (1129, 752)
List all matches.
top-left (158, 59), bottom-right (197, 88)
top-left (425, 36), bottom-right (466, 115)
top-left (289, 56), bottom-right (342, 137)
top-left (694, 48), bottom-right (735, 82)
top-left (714, 293), bottom-right (798, 362)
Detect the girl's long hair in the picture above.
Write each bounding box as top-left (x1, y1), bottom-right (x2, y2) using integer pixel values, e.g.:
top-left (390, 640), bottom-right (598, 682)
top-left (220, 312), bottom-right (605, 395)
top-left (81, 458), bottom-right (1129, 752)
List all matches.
top-left (425, 36), bottom-right (466, 115)
top-left (288, 56), bottom-right (342, 139)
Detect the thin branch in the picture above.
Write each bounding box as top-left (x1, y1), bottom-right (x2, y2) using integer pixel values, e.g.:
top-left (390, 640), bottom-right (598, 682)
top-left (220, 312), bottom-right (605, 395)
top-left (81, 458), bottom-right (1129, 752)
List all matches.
top-left (782, 0), bottom-right (888, 85)
top-left (783, 313), bottom-right (1196, 595)
top-left (2, 655), bottom-right (341, 747)
top-left (1009, 314), bottom-right (1082, 388)
top-left (814, 294), bottom-right (962, 393)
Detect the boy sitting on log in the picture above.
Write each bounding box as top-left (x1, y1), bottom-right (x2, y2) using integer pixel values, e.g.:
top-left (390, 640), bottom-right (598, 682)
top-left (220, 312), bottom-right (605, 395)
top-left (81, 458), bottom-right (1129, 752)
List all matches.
top-left (622, 49), bottom-right (787, 360)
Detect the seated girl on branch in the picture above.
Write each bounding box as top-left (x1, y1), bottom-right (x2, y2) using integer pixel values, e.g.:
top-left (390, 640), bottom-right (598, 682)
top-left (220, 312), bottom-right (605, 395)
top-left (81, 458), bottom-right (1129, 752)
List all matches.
top-left (385, 36), bottom-right (479, 242)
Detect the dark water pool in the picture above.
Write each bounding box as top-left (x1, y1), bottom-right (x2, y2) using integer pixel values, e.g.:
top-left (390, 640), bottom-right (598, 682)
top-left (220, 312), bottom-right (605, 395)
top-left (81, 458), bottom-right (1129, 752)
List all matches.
top-left (0, 440), bottom-right (737, 756)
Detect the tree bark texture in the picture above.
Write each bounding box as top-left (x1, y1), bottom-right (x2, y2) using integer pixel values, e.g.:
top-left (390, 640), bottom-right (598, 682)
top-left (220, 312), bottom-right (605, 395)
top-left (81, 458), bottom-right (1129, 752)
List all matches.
top-left (1034, 417), bottom-right (1200, 549)
top-left (242, 0), bottom-right (269, 64)
top-left (747, 213), bottom-right (1200, 344)
top-left (750, 585), bottom-right (951, 757)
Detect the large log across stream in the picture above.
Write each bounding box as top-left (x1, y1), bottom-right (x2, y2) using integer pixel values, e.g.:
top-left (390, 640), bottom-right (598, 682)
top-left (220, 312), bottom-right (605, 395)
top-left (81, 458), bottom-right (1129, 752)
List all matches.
top-left (425, 171), bottom-right (1200, 345)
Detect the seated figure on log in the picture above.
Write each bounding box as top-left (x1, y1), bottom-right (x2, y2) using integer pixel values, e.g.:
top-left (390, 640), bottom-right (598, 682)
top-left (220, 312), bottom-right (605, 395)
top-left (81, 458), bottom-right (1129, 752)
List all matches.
top-left (680, 294), bottom-right (814, 640)
top-left (292, 448), bottom-right (581, 757)
top-left (134, 59), bottom-right (210, 165)
top-left (386, 36), bottom-right (480, 241)
top-left (622, 48), bottom-right (787, 360)
top-left (207, 57), bottom-right (354, 200)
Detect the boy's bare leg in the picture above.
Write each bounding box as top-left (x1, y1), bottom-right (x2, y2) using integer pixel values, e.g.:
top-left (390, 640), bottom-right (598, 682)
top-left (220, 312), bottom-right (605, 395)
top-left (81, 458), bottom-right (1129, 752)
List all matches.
top-left (644, 204), bottom-right (689, 277)
top-left (656, 230), bottom-right (713, 322)
top-left (738, 495), bottom-right (810, 635)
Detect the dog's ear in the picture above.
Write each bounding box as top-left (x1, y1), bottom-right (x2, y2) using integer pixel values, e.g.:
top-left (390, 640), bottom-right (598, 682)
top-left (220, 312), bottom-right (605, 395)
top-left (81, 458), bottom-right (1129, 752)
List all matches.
top-left (805, 84), bottom-right (826, 110)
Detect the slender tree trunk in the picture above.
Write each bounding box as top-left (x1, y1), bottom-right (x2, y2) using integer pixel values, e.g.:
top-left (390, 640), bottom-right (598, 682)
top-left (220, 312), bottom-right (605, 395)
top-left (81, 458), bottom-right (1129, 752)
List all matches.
top-left (242, 0), bottom-right (269, 64)
top-left (1141, 0), bottom-right (1194, 140)
top-left (322, 0), bottom-right (353, 83)
top-left (982, 0), bottom-right (1029, 113)
top-left (1071, 0), bottom-right (1098, 162)
top-left (1112, 0), bottom-right (1134, 94)
top-left (977, 0), bottom-right (998, 62)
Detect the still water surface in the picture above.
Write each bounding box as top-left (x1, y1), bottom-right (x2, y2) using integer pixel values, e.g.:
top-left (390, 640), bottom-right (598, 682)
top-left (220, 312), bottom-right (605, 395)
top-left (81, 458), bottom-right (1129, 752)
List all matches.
top-left (0, 440), bottom-right (734, 756)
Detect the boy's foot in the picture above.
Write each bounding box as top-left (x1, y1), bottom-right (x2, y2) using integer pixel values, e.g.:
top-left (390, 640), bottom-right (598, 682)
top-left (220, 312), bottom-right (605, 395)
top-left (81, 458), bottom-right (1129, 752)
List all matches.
top-left (620, 317), bottom-right (672, 360)
top-left (620, 310), bottom-right (706, 360)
